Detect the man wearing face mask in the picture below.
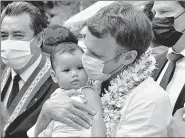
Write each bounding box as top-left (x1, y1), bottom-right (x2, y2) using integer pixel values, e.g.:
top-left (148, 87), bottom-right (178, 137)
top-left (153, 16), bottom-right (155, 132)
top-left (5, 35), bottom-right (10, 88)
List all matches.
top-left (151, 1), bottom-right (185, 137)
top-left (34, 2), bottom-right (172, 137)
top-left (1, 2), bottom-right (58, 138)
top-left (152, 1), bottom-right (185, 115)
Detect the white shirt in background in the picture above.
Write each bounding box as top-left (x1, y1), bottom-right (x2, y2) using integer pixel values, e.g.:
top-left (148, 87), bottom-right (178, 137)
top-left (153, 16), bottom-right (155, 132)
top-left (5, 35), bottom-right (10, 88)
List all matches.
top-left (157, 48), bottom-right (185, 110)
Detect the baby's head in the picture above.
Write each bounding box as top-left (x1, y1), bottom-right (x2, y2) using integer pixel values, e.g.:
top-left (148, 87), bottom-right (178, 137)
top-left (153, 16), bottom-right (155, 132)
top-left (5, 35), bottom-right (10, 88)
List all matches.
top-left (50, 42), bottom-right (88, 90)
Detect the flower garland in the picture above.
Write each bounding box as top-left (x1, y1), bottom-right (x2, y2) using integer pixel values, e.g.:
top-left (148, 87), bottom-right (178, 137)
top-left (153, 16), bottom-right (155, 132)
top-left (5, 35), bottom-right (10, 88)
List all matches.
top-left (101, 48), bottom-right (156, 137)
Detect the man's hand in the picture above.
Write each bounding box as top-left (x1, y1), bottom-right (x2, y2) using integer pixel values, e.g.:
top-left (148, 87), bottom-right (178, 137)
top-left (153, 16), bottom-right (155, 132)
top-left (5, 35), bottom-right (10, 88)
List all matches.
top-left (171, 107), bottom-right (185, 137)
top-left (173, 107), bottom-right (185, 124)
top-left (34, 89), bottom-right (96, 136)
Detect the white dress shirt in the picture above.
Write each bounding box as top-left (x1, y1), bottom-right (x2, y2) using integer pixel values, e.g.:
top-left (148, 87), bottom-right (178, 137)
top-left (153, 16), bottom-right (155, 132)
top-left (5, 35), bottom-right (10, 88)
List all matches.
top-left (115, 77), bottom-right (172, 137)
top-left (3, 55), bottom-right (42, 107)
top-left (157, 48), bottom-right (185, 110)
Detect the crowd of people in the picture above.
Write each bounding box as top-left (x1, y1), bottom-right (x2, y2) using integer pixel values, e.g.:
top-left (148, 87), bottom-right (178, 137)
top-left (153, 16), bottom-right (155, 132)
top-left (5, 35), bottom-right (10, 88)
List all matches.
top-left (1, 1), bottom-right (185, 137)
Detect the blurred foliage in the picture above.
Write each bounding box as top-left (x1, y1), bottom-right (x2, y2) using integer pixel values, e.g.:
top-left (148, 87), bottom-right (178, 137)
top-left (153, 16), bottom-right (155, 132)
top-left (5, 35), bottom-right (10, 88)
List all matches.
top-left (1, 1), bottom-right (97, 25)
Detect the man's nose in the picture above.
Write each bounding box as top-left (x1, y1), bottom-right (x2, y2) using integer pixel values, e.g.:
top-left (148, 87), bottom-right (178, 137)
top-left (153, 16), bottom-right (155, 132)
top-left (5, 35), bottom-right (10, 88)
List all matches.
top-left (7, 35), bottom-right (15, 40)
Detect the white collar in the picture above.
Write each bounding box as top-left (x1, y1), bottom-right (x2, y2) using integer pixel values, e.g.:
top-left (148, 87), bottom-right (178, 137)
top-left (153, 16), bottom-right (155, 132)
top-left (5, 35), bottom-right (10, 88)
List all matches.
top-left (168, 48), bottom-right (185, 57)
top-left (11, 54), bottom-right (42, 82)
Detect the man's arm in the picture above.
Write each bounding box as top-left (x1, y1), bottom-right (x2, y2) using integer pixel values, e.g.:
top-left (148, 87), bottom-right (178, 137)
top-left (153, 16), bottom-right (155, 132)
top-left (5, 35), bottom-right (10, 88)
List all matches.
top-left (91, 112), bottom-right (106, 137)
top-left (83, 88), bottom-right (106, 137)
top-left (34, 89), bottom-right (96, 136)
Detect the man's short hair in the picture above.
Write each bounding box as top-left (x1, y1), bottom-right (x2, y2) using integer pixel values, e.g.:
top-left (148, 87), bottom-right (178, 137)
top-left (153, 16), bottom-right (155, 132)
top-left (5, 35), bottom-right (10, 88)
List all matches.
top-left (50, 42), bottom-right (84, 70)
top-left (87, 2), bottom-right (153, 59)
top-left (1, 1), bottom-right (47, 35)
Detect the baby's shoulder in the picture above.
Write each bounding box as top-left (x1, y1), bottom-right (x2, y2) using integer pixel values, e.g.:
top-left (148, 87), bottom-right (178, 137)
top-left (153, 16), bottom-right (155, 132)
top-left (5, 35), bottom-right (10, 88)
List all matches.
top-left (80, 86), bottom-right (96, 95)
top-left (80, 86), bottom-right (100, 101)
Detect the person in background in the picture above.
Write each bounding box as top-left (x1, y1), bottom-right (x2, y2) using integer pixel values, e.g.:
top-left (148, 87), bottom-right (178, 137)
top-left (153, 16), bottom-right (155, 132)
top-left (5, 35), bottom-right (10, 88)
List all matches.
top-left (42, 25), bottom-right (78, 55)
top-left (139, 1), bottom-right (168, 56)
top-left (1, 2), bottom-right (58, 137)
top-left (152, 0), bottom-right (185, 115)
top-left (151, 1), bottom-right (185, 137)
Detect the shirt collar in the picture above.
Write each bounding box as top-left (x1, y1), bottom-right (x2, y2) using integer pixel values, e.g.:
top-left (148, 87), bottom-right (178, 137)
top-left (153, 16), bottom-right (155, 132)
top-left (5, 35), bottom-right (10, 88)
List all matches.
top-left (11, 54), bottom-right (42, 82)
top-left (168, 48), bottom-right (185, 57)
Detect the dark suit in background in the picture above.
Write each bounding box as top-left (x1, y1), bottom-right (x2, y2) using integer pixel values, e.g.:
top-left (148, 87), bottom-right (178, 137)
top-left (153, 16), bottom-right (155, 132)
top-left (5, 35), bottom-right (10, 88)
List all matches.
top-left (1, 54), bottom-right (58, 138)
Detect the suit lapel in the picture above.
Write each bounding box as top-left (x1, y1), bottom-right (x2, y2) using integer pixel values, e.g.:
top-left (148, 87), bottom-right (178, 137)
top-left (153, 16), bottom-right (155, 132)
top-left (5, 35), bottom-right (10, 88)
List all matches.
top-left (23, 53), bottom-right (52, 109)
top-left (5, 78), bottom-right (58, 137)
top-left (1, 67), bottom-right (11, 94)
top-left (152, 51), bottom-right (168, 81)
top-left (26, 76), bottom-right (52, 109)
top-left (1, 67), bottom-right (11, 101)
top-left (4, 54), bottom-right (51, 131)
top-left (172, 84), bottom-right (185, 115)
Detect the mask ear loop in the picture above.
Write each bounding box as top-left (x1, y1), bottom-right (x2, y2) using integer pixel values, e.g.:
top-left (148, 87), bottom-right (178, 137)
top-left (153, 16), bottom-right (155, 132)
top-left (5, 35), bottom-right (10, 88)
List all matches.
top-left (30, 33), bottom-right (42, 54)
top-left (175, 10), bottom-right (185, 19)
top-left (29, 35), bottom-right (36, 44)
top-left (104, 51), bottom-right (122, 64)
top-left (105, 51), bottom-right (125, 79)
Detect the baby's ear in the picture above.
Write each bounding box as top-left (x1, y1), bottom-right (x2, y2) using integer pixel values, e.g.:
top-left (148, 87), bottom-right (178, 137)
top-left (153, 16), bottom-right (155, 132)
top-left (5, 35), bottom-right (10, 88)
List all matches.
top-left (50, 70), bottom-right (57, 83)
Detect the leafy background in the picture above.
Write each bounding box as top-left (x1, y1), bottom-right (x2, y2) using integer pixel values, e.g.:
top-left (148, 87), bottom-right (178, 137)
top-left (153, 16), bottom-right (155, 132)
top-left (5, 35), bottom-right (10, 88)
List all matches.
top-left (1, 1), bottom-right (97, 25)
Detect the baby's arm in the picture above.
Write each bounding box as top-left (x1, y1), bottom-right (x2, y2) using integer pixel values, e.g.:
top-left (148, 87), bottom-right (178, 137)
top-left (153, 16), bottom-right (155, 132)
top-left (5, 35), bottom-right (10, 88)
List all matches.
top-left (81, 87), bottom-right (106, 137)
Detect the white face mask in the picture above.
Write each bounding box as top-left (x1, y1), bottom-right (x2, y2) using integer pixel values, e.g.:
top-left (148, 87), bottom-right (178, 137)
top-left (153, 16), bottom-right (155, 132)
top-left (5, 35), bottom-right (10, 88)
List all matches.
top-left (1, 38), bottom-right (35, 69)
top-left (82, 54), bottom-right (113, 81)
top-left (78, 40), bottom-right (87, 52)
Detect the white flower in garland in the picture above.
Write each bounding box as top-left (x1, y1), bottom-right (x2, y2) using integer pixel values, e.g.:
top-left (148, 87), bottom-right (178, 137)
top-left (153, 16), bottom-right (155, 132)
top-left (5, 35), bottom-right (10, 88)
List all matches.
top-left (101, 48), bottom-right (156, 137)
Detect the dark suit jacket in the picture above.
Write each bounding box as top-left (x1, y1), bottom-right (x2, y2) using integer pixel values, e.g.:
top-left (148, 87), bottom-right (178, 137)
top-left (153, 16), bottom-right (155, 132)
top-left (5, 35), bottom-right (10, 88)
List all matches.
top-left (1, 54), bottom-right (59, 138)
top-left (152, 51), bottom-right (185, 115)
top-left (5, 78), bottom-right (58, 138)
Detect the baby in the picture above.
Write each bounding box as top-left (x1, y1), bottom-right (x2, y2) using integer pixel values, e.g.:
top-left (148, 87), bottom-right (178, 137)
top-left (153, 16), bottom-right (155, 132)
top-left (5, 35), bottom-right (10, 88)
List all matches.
top-left (27, 42), bottom-right (105, 137)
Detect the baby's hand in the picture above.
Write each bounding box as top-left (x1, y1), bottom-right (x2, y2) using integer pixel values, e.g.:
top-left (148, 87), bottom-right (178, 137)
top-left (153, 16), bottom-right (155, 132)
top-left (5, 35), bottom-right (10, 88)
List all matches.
top-left (81, 87), bottom-right (102, 114)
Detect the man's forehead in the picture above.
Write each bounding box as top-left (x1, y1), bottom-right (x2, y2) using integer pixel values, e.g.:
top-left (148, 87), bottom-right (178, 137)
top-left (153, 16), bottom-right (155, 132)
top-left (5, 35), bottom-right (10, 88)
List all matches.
top-left (85, 29), bottom-right (118, 52)
top-left (153, 1), bottom-right (178, 11)
top-left (1, 13), bottom-right (32, 32)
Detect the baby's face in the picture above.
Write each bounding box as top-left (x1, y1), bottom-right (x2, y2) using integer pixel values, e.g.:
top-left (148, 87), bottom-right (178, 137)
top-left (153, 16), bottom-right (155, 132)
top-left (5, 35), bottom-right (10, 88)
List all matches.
top-left (52, 49), bottom-right (88, 90)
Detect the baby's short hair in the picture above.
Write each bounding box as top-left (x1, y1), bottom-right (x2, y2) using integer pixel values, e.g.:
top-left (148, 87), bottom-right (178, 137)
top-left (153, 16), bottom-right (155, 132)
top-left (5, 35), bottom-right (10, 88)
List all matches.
top-left (50, 42), bottom-right (84, 70)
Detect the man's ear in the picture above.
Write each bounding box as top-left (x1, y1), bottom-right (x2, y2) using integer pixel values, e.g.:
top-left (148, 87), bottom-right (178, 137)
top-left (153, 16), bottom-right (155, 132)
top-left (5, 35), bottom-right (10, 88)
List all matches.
top-left (122, 50), bottom-right (138, 65)
top-left (50, 70), bottom-right (58, 83)
top-left (36, 31), bottom-right (44, 48)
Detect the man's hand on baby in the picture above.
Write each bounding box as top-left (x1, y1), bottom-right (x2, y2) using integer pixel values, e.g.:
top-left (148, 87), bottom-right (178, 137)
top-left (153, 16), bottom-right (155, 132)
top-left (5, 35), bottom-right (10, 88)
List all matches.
top-left (34, 89), bottom-right (96, 136)
top-left (173, 107), bottom-right (185, 125)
